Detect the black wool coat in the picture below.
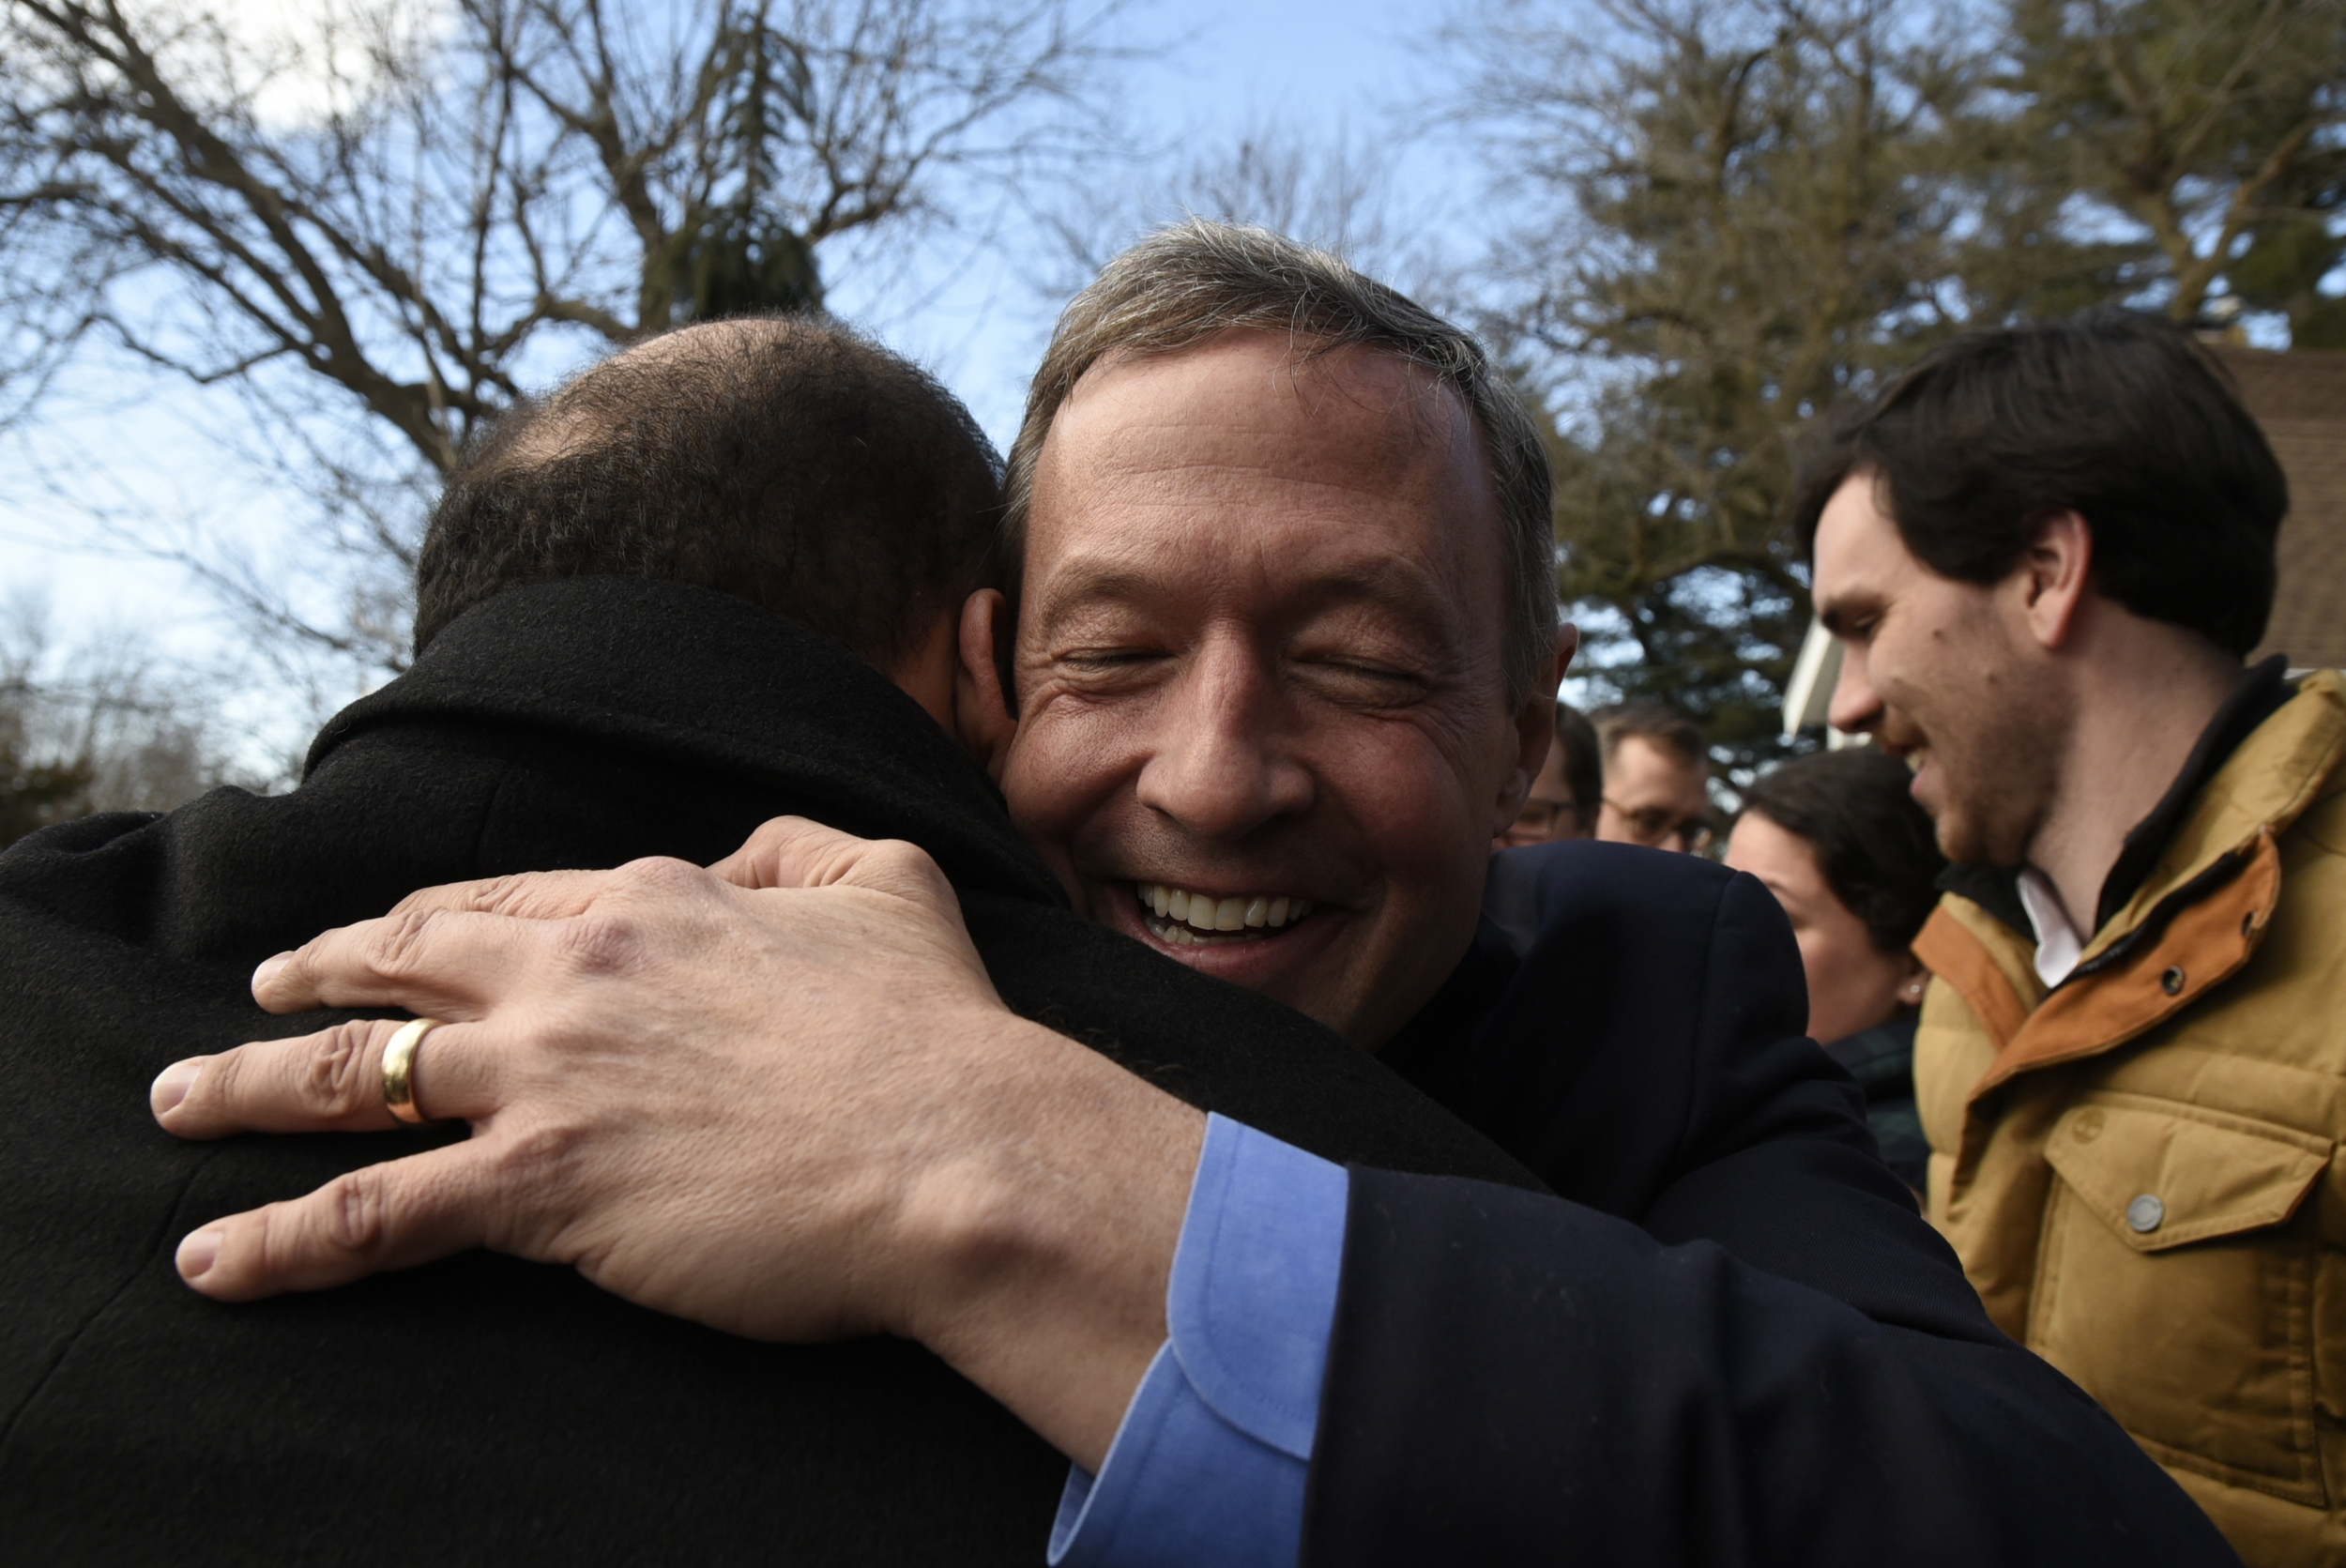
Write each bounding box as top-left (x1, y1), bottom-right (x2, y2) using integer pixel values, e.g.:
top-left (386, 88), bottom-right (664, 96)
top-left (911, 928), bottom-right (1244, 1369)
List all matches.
top-left (0, 576), bottom-right (1535, 1567)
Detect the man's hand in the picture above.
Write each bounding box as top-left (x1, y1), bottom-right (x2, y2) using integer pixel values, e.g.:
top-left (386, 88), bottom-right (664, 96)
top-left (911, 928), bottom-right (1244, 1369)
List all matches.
top-left (150, 817), bottom-right (1205, 1469)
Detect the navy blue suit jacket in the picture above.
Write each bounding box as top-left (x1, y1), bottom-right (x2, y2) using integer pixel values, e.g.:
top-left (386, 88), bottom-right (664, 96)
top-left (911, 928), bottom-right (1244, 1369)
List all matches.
top-left (1322, 842), bottom-right (2238, 1564)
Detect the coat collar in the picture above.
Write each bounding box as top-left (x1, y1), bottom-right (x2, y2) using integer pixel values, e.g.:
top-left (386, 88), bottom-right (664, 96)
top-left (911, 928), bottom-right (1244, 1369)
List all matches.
top-left (1936, 655), bottom-right (2294, 942)
top-left (1919, 669), bottom-right (2346, 1097)
top-left (2085, 667), bottom-right (2346, 962)
top-left (306, 576), bottom-right (1065, 907)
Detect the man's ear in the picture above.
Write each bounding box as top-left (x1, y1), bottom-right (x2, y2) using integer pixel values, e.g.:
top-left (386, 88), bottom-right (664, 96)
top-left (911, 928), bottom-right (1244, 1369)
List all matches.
top-left (1494, 623), bottom-right (1579, 833)
top-left (954, 589), bottom-right (1017, 783)
top-left (2019, 510), bottom-right (2094, 650)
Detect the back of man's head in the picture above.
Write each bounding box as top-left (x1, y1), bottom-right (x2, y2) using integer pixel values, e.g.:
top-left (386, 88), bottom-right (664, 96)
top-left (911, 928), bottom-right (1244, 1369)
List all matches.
top-left (415, 317), bottom-right (1002, 666)
top-left (1000, 218), bottom-right (1559, 708)
top-left (1589, 703), bottom-right (1705, 772)
top-left (1789, 309), bottom-right (2286, 657)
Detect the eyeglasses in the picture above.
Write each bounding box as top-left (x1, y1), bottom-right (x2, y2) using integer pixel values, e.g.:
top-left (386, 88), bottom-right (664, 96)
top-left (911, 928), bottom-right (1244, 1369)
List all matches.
top-left (1506, 798), bottom-right (1585, 842)
top-left (1602, 797), bottom-right (1716, 854)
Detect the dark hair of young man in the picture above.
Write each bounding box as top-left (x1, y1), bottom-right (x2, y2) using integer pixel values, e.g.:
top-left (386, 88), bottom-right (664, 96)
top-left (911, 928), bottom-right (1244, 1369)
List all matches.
top-left (1787, 309), bottom-right (2287, 658)
top-left (1739, 749), bottom-right (1948, 954)
top-left (414, 316), bottom-right (1003, 663)
top-left (1553, 702), bottom-right (1605, 834)
top-left (1589, 702), bottom-right (1707, 770)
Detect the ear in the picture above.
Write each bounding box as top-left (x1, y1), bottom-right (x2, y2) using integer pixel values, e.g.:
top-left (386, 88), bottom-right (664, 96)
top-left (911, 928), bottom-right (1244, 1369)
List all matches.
top-left (953, 589), bottom-right (1018, 783)
top-left (1494, 623), bottom-right (1579, 833)
top-left (2019, 510), bottom-right (2094, 651)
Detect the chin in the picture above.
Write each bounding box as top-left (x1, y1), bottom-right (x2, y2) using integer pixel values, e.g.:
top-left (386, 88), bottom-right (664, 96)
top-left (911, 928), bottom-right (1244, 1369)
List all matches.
top-left (1934, 803), bottom-right (2030, 871)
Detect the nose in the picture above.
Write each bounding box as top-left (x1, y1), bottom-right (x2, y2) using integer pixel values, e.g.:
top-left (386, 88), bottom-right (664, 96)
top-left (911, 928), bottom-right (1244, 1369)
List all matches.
top-left (1133, 633), bottom-right (1315, 840)
top-left (1826, 639), bottom-right (1883, 736)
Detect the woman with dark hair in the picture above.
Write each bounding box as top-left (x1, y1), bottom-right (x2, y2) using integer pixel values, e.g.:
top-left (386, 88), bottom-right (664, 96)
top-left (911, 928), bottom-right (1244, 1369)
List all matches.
top-left (1725, 748), bottom-right (1946, 1192)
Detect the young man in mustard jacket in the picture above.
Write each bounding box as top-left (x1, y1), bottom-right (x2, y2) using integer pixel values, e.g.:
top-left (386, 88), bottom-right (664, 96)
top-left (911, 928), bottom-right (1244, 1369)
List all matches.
top-left (1799, 309), bottom-right (2343, 1567)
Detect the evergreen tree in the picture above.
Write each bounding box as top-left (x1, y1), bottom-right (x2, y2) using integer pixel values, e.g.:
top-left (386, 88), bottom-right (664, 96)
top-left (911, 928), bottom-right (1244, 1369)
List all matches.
top-left (1446, 0), bottom-right (2344, 776)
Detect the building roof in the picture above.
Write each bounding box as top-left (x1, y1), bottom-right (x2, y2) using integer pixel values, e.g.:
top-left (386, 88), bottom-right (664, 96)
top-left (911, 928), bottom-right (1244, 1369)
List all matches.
top-left (2216, 345), bottom-right (2346, 672)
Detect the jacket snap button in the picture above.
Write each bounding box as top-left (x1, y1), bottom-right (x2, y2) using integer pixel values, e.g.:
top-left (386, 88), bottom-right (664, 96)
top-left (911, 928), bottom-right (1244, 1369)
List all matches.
top-left (2072, 1108), bottom-right (2105, 1143)
top-left (2160, 966), bottom-right (2186, 996)
top-left (2127, 1194), bottom-right (2166, 1233)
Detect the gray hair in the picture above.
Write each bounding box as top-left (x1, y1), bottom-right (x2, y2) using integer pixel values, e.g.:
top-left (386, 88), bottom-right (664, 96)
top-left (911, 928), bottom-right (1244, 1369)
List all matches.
top-left (1001, 219), bottom-right (1559, 707)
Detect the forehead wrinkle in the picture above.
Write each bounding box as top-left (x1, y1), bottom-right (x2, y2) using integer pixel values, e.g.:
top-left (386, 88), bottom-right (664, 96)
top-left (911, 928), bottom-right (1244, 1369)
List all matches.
top-left (1055, 338), bottom-right (1480, 496)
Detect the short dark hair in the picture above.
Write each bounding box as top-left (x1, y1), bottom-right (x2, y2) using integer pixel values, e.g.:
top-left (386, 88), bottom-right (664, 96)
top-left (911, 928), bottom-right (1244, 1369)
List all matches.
top-left (1789, 310), bottom-right (2286, 657)
top-left (1739, 749), bottom-right (1946, 954)
top-left (415, 316), bottom-right (1003, 665)
top-left (1552, 702), bottom-right (1604, 833)
top-left (1589, 702), bottom-right (1707, 771)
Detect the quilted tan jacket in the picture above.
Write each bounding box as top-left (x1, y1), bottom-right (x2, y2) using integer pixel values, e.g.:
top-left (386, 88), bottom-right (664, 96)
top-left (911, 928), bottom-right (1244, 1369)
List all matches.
top-left (1914, 670), bottom-right (2346, 1568)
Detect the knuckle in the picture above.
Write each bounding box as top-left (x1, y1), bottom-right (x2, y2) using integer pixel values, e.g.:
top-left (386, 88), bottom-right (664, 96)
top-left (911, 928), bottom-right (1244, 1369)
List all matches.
top-left (871, 838), bottom-right (950, 894)
top-left (744, 816), bottom-right (803, 850)
top-left (551, 911), bottom-right (647, 978)
top-left (321, 1169), bottom-right (391, 1256)
top-left (870, 838), bottom-right (933, 874)
top-left (299, 1021), bottom-right (384, 1119)
top-left (461, 873), bottom-right (537, 915)
top-left (193, 1043), bottom-right (252, 1107)
top-left (363, 907), bottom-right (445, 982)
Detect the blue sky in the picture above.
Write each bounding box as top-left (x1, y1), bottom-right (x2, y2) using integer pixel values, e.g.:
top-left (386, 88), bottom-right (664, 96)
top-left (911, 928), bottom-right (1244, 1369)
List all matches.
top-left (847, 0), bottom-right (1467, 444)
top-left (1, 0), bottom-right (1477, 769)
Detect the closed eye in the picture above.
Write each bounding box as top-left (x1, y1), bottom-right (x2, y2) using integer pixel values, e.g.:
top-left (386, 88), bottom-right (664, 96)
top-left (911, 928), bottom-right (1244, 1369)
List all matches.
top-left (1048, 645), bottom-right (1175, 692)
top-left (1293, 657), bottom-right (1434, 705)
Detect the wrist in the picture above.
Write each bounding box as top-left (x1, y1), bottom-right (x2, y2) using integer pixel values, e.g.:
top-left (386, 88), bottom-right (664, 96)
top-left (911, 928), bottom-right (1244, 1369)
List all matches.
top-left (884, 1012), bottom-right (1206, 1469)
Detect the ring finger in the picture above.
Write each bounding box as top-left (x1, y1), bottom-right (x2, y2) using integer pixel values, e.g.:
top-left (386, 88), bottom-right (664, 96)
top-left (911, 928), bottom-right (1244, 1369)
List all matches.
top-left (152, 1015), bottom-right (503, 1138)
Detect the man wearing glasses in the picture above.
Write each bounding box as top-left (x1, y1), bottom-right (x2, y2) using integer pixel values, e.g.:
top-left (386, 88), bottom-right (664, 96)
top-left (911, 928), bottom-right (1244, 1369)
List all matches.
top-left (1495, 702), bottom-right (1602, 846)
top-left (1591, 702), bottom-right (1715, 853)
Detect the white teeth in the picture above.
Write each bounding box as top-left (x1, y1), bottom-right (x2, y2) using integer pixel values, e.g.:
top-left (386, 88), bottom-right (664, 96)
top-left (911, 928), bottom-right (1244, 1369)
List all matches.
top-left (1135, 883), bottom-right (1316, 943)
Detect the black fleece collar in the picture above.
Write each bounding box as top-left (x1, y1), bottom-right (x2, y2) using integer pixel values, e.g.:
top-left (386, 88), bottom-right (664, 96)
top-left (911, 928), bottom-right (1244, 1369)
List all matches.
top-left (308, 576), bottom-right (1063, 907)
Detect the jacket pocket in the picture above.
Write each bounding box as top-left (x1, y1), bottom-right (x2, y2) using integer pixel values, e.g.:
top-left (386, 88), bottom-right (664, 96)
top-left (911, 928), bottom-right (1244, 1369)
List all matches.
top-left (2034, 1093), bottom-right (2332, 1504)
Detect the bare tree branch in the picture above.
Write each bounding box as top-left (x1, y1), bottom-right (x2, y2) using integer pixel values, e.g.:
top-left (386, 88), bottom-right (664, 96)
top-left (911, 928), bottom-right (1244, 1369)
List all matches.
top-left (0, 0), bottom-right (1139, 692)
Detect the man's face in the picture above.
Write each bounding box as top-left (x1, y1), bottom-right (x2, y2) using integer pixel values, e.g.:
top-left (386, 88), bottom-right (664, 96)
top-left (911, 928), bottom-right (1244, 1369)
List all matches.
top-left (999, 332), bottom-right (1542, 1049)
top-left (1812, 472), bottom-right (2064, 866)
top-left (1594, 737), bottom-right (1711, 853)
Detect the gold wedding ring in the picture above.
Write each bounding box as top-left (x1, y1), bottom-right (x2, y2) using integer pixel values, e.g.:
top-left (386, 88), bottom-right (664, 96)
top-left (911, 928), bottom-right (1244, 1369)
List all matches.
top-left (381, 1017), bottom-right (443, 1125)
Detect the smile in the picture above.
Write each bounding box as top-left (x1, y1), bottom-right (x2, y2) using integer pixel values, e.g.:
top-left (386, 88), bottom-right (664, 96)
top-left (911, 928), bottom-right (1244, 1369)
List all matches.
top-left (1135, 882), bottom-right (1316, 948)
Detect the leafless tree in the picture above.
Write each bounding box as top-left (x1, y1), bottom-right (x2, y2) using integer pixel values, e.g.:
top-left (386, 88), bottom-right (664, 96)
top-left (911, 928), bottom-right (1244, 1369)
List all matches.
top-left (0, 0), bottom-right (1138, 679)
top-left (0, 589), bottom-right (253, 845)
top-left (1038, 115), bottom-right (1450, 305)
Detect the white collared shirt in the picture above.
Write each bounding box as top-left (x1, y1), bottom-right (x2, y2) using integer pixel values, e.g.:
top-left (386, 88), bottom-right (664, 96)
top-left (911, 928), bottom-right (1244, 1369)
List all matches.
top-left (2016, 867), bottom-right (2085, 990)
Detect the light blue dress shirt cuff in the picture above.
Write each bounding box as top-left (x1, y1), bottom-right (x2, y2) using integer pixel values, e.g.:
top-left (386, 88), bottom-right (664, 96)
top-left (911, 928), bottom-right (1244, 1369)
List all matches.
top-left (1047, 1114), bottom-right (1350, 1568)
